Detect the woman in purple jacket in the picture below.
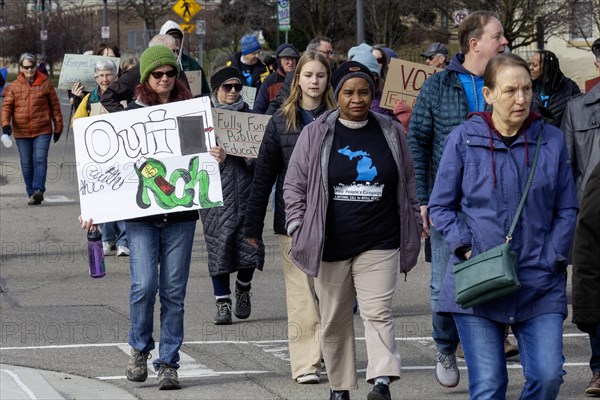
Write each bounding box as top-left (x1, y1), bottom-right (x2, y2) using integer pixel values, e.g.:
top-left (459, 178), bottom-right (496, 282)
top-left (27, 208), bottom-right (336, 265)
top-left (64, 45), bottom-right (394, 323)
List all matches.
top-left (284, 61), bottom-right (422, 400)
top-left (429, 54), bottom-right (578, 399)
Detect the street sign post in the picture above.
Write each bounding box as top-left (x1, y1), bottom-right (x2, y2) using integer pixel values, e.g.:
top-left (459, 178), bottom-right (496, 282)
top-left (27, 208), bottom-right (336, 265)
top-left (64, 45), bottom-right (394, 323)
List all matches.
top-left (196, 19), bottom-right (206, 36)
top-left (101, 26), bottom-right (110, 39)
top-left (172, 0), bottom-right (202, 23)
top-left (277, 0), bottom-right (290, 32)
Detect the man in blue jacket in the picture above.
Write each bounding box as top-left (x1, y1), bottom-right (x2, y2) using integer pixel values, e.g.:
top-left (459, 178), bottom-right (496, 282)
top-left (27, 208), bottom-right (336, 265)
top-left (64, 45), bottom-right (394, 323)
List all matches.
top-left (408, 10), bottom-right (509, 388)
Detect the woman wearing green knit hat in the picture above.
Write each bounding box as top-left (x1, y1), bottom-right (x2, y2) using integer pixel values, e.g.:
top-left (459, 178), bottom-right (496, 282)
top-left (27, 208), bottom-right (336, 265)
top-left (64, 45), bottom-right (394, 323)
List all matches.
top-left (125, 44), bottom-right (194, 390)
top-left (130, 45), bottom-right (190, 107)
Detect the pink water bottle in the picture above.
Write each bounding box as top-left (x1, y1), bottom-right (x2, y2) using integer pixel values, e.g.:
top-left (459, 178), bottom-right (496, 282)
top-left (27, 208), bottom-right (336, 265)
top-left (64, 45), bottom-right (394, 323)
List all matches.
top-left (87, 230), bottom-right (106, 278)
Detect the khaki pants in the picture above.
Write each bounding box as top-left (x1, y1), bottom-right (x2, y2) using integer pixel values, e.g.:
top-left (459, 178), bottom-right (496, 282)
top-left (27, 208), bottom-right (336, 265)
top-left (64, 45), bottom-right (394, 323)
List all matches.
top-left (278, 235), bottom-right (322, 379)
top-left (315, 249), bottom-right (401, 390)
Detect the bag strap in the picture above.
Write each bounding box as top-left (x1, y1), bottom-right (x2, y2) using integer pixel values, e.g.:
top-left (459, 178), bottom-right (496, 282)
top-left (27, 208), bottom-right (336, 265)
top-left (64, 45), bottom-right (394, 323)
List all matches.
top-left (506, 132), bottom-right (543, 242)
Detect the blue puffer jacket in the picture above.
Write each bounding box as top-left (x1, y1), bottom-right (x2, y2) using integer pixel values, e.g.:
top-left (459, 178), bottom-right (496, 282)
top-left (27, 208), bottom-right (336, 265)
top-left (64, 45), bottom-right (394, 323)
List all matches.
top-left (408, 54), bottom-right (472, 205)
top-left (429, 113), bottom-right (578, 324)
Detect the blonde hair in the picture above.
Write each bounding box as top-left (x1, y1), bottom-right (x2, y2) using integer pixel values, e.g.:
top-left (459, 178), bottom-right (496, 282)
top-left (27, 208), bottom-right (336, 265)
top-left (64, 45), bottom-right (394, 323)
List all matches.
top-left (281, 51), bottom-right (335, 133)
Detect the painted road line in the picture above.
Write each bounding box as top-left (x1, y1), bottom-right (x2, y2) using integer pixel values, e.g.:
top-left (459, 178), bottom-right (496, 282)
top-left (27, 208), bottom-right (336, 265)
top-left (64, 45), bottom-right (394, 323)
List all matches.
top-left (1, 369), bottom-right (40, 400)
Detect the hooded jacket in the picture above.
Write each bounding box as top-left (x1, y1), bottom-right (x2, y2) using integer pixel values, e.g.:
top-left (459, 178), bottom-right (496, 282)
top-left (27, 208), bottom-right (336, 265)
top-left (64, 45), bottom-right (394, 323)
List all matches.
top-left (1, 71), bottom-right (63, 138)
top-left (429, 113), bottom-right (578, 323)
top-left (159, 20), bottom-right (210, 92)
top-left (226, 52), bottom-right (269, 91)
top-left (408, 53), bottom-right (474, 205)
top-left (283, 109), bottom-right (422, 278)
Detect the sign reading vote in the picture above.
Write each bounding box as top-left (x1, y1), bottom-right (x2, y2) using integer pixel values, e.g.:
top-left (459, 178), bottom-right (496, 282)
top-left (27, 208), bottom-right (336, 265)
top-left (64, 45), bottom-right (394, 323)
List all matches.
top-left (73, 97), bottom-right (223, 224)
top-left (212, 109), bottom-right (271, 158)
top-left (380, 58), bottom-right (441, 110)
top-left (59, 54), bottom-right (120, 92)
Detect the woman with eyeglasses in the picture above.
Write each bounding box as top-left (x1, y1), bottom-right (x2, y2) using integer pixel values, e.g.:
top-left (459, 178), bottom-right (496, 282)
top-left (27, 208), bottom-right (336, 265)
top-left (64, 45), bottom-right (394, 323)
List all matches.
top-left (1, 52), bottom-right (63, 205)
top-left (201, 67), bottom-right (265, 325)
top-left (81, 46), bottom-right (195, 391)
top-left (244, 51), bottom-right (336, 385)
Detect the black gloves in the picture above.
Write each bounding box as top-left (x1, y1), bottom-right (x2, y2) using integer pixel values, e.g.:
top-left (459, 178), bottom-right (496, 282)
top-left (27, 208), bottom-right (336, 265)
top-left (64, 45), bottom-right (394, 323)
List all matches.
top-left (2, 125), bottom-right (12, 136)
top-left (53, 131), bottom-right (62, 143)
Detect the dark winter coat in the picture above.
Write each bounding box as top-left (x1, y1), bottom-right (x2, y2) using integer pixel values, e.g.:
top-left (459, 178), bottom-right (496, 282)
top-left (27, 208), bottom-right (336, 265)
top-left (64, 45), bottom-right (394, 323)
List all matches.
top-left (572, 161), bottom-right (600, 333)
top-left (561, 83), bottom-right (600, 203)
top-left (226, 52), bottom-right (269, 91)
top-left (534, 74), bottom-right (581, 127)
top-left (253, 68), bottom-right (287, 114)
top-left (244, 104), bottom-right (328, 239)
top-left (200, 154), bottom-right (265, 276)
top-left (429, 113), bottom-right (578, 324)
top-left (407, 54), bottom-right (473, 205)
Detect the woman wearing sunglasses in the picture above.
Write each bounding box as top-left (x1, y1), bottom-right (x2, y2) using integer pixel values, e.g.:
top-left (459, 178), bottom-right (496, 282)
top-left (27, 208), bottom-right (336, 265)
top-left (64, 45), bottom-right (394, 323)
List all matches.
top-left (244, 51), bottom-right (335, 385)
top-left (84, 46), bottom-right (196, 391)
top-left (201, 67), bottom-right (264, 325)
top-left (1, 52), bottom-right (63, 205)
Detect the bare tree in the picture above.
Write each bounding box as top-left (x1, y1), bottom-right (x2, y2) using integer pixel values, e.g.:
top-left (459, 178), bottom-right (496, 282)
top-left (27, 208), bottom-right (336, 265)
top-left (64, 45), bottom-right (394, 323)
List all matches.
top-left (122, 0), bottom-right (172, 31)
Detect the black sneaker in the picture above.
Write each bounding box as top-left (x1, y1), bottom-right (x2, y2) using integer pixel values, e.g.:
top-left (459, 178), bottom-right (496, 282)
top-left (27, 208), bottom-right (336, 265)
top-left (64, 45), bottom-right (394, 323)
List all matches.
top-left (27, 191), bottom-right (43, 205)
top-left (367, 382), bottom-right (391, 400)
top-left (214, 299), bottom-right (232, 325)
top-left (234, 282), bottom-right (252, 319)
top-left (157, 364), bottom-right (180, 390)
top-left (126, 347), bottom-right (151, 382)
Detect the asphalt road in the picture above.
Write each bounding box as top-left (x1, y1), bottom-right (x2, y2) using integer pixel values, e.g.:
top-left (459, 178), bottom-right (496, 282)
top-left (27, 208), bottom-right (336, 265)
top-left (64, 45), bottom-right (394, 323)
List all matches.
top-left (0, 92), bottom-right (592, 399)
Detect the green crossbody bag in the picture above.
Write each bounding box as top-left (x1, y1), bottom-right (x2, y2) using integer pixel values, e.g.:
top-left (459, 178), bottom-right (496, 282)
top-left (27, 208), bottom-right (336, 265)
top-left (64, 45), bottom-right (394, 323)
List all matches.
top-left (453, 133), bottom-right (542, 309)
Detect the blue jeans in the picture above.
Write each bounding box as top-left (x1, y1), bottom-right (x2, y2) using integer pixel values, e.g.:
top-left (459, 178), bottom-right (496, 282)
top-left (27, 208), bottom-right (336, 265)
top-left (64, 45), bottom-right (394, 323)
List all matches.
top-left (212, 268), bottom-right (255, 297)
top-left (15, 134), bottom-right (52, 196)
top-left (590, 324), bottom-right (600, 373)
top-left (100, 221), bottom-right (127, 247)
top-left (454, 313), bottom-right (565, 399)
top-left (430, 226), bottom-right (459, 354)
top-left (126, 220), bottom-right (196, 371)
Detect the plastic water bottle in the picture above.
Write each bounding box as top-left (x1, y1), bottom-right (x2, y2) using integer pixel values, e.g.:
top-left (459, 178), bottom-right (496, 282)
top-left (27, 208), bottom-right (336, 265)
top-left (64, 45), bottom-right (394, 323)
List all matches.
top-left (1, 134), bottom-right (12, 148)
top-left (87, 230), bottom-right (106, 278)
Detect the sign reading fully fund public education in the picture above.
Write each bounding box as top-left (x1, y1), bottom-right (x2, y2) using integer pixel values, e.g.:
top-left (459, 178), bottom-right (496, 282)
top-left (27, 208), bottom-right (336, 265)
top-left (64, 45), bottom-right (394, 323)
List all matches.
top-left (173, 0), bottom-right (202, 22)
top-left (212, 109), bottom-right (271, 158)
top-left (380, 58), bottom-right (442, 110)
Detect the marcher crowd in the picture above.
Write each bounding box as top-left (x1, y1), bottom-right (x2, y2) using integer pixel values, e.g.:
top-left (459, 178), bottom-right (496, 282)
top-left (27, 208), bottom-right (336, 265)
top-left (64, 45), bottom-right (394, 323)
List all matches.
top-left (2, 10), bottom-right (599, 400)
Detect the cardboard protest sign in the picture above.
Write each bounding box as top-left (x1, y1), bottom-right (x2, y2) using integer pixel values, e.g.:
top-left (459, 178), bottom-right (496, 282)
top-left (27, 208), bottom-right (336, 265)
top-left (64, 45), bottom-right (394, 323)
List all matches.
top-left (59, 54), bottom-right (120, 91)
top-left (212, 109), bottom-right (271, 158)
top-left (381, 59), bottom-right (441, 110)
top-left (242, 86), bottom-right (257, 109)
top-left (73, 97), bottom-right (222, 223)
top-left (184, 70), bottom-right (203, 97)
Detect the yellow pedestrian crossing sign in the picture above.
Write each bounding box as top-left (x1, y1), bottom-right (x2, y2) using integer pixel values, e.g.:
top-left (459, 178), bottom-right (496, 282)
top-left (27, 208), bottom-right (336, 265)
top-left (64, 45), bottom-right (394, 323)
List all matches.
top-left (173, 0), bottom-right (202, 22)
top-left (180, 23), bottom-right (196, 34)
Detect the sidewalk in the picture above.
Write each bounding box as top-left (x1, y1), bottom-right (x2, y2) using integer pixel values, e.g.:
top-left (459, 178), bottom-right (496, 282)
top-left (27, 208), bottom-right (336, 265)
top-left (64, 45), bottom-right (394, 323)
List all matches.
top-left (0, 364), bottom-right (136, 400)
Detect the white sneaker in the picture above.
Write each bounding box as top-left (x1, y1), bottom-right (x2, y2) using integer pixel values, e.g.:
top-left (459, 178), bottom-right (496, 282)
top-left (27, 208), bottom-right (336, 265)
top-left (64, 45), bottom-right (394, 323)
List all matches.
top-left (117, 245), bottom-right (130, 256)
top-left (103, 241), bottom-right (113, 256)
top-left (296, 372), bottom-right (320, 384)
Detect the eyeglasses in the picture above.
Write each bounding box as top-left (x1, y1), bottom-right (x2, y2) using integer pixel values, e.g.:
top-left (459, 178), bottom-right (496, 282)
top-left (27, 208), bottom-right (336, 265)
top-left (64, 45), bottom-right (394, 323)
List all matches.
top-left (95, 73), bottom-right (114, 79)
top-left (221, 83), bottom-right (243, 92)
top-left (318, 50), bottom-right (335, 57)
top-left (426, 56), bottom-right (436, 61)
top-left (21, 65), bottom-right (36, 70)
top-left (149, 69), bottom-right (177, 79)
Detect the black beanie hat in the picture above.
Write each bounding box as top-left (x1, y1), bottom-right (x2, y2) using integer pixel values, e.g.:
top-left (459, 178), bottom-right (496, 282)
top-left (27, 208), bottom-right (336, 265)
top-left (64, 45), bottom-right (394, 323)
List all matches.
top-left (210, 67), bottom-right (242, 92)
top-left (330, 61), bottom-right (376, 101)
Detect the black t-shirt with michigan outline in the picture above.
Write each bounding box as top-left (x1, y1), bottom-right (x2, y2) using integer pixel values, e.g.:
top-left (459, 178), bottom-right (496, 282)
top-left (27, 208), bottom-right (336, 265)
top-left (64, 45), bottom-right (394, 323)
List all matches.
top-left (323, 116), bottom-right (400, 262)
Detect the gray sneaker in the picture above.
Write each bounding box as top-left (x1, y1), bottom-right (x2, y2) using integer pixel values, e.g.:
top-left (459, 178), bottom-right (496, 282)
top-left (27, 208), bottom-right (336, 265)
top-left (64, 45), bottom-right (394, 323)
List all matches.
top-left (234, 283), bottom-right (252, 319)
top-left (157, 364), bottom-right (181, 390)
top-left (126, 348), bottom-right (151, 382)
top-left (435, 351), bottom-right (459, 387)
top-left (214, 299), bottom-right (232, 325)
